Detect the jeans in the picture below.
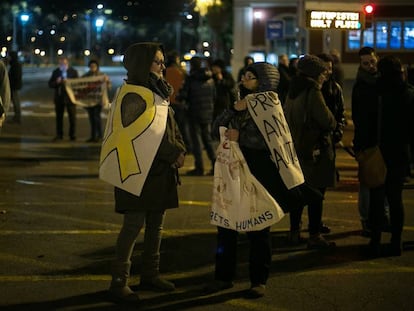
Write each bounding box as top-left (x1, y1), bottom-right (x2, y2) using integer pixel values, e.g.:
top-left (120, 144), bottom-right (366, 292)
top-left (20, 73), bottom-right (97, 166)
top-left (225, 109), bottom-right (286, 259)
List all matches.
top-left (115, 211), bottom-right (166, 278)
top-left (189, 120), bottom-right (216, 172)
top-left (214, 226), bottom-right (271, 285)
top-left (86, 105), bottom-right (103, 139)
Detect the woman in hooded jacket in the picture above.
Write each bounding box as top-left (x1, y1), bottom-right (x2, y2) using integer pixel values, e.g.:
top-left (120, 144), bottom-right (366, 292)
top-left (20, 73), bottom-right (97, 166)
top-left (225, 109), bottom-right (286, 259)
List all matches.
top-left (105, 42), bottom-right (186, 302)
top-left (284, 54), bottom-right (337, 249)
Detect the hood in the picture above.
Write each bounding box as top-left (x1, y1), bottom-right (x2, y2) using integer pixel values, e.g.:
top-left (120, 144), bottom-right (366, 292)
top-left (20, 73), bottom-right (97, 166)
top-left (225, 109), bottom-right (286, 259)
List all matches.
top-left (245, 62), bottom-right (280, 92)
top-left (123, 42), bottom-right (163, 86)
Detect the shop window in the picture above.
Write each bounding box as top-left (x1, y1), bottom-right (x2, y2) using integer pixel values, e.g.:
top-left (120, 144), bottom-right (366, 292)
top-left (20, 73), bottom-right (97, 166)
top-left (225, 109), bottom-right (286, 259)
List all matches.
top-left (404, 21), bottom-right (414, 49)
top-left (347, 19), bottom-right (414, 51)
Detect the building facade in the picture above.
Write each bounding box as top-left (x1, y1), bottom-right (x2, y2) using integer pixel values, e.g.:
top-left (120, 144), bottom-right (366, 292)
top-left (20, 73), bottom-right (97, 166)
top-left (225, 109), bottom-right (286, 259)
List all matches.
top-left (232, 0), bottom-right (414, 79)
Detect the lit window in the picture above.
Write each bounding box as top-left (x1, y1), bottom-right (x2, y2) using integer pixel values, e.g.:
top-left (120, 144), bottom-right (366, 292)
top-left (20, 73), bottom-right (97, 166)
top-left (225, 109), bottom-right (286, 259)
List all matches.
top-left (376, 21), bottom-right (388, 49)
top-left (404, 21), bottom-right (414, 49)
top-left (390, 21), bottom-right (402, 49)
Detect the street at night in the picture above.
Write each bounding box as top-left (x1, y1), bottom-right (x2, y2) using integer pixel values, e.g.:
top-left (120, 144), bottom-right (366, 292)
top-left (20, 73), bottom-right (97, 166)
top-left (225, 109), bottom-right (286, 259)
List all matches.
top-left (0, 68), bottom-right (414, 310)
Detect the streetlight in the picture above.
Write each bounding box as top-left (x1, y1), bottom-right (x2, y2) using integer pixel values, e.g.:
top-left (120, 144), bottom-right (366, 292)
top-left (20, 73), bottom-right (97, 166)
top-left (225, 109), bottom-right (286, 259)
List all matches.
top-left (20, 13), bottom-right (30, 50)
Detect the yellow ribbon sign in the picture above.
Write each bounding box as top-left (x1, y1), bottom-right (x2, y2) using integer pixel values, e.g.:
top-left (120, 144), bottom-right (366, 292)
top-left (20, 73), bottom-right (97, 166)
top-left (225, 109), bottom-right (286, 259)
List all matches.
top-left (100, 84), bottom-right (155, 182)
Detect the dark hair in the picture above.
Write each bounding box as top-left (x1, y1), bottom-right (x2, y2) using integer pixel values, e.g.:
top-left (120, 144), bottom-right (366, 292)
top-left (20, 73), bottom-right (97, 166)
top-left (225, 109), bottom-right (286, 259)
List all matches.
top-left (212, 59), bottom-right (226, 71)
top-left (190, 56), bottom-right (202, 72)
top-left (317, 53), bottom-right (334, 63)
top-left (358, 46), bottom-right (375, 57)
top-left (88, 59), bottom-right (99, 67)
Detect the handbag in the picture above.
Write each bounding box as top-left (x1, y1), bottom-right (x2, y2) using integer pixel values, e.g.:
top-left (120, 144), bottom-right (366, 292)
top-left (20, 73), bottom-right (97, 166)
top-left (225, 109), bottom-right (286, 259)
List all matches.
top-left (356, 145), bottom-right (387, 188)
top-left (210, 127), bottom-right (285, 232)
top-left (356, 96), bottom-right (387, 188)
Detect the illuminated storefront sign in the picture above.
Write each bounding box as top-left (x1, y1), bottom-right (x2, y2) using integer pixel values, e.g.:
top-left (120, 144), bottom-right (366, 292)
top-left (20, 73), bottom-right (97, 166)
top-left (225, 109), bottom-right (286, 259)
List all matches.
top-left (306, 11), bottom-right (363, 30)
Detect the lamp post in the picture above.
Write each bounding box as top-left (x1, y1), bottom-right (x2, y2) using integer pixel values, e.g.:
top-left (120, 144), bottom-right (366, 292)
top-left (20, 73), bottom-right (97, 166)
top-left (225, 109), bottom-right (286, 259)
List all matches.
top-left (20, 13), bottom-right (30, 50)
top-left (11, 6), bottom-right (19, 51)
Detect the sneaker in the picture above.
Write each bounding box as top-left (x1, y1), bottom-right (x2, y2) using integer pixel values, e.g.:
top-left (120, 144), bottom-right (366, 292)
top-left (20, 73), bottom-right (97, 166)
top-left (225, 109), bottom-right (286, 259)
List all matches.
top-left (186, 169), bottom-right (204, 176)
top-left (287, 230), bottom-right (307, 246)
top-left (307, 234), bottom-right (335, 249)
top-left (140, 277), bottom-right (175, 292)
top-left (245, 284), bottom-right (266, 299)
top-left (202, 280), bottom-right (234, 294)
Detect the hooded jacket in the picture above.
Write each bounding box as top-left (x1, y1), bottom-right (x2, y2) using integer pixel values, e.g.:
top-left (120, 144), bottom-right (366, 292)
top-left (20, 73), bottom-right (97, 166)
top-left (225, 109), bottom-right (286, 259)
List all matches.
top-left (284, 74), bottom-right (336, 188)
top-left (113, 42), bottom-right (186, 213)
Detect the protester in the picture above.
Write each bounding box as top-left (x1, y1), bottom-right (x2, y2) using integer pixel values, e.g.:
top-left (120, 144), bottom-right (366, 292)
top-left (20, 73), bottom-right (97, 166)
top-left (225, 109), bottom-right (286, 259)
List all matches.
top-left (7, 51), bottom-right (22, 124)
top-left (330, 49), bottom-right (345, 88)
top-left (288, 57), bottom-right (299, 78)
top-left (0, 59), bottom-right (11, 130)
top-left (366, 55), bottom-right (413, 257)
top-left (207, 62), bottom-right (303, 298)
top-left (176, 56), bottom-right (216, 176)
top-left (284, 54), bottom-right (337, 249)
top-left (103, 42), bottom-right (186, 302)
top-left (48, 56), bottom-right (79, 141)
top-left (211, 58), bottom-right (236, 120)
top-left (165, 50), bottom-right (192, 153)
top-left (82, 60), bottom-right (111, 142)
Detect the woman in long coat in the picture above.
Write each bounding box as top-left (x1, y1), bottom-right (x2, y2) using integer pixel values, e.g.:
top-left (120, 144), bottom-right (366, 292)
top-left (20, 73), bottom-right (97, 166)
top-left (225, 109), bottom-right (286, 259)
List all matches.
top-left (284, 55), bottom-right (337, 249)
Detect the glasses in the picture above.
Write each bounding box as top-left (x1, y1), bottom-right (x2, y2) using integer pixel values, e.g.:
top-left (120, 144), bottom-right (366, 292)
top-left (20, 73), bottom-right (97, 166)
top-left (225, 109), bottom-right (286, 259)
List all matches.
top-left (153, 59), bottom-right (165, 66)
top-left (243, 74), bottom-right (257, 81)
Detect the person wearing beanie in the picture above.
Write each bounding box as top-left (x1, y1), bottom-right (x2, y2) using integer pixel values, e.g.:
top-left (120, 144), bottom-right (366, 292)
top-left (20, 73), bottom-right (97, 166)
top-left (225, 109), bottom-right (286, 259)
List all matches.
top-left (101, 42), bottom-right (186, 302)
top-left (207, 62), bottom-right (304, 298)
top-left (284, 54), bottom-right (337, 249)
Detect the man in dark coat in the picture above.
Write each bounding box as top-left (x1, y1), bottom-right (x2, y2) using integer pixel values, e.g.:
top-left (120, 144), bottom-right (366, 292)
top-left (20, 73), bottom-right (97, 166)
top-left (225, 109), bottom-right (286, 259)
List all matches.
top-left (48, 56), bottom-right (79, 141)
top-left (176, 56), bottom-right (216, 176)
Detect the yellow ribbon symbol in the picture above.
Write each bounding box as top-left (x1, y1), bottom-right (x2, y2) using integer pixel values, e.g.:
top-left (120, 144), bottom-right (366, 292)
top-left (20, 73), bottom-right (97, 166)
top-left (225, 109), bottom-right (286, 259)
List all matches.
top-left (100, 84), bottom-right (155, 182)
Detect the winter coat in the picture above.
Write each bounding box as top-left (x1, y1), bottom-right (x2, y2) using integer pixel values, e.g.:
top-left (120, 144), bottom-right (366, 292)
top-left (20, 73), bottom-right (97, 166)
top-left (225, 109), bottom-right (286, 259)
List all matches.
top-left (277, 63), bottom-right (291, 106)
top-left (0, 60), bottom-right (11, 116)
top-left (176, 68), bottom-right (215, 124)
top-left (351, 67), bottom-right (379, 153)
top-left (113, 42), bottom-right (186, 213)
top-left (48, 66), bottom-right (79, 104)
top-left (377, 79), bottom-right (413, 172)
top-left (212, 71), bottom-right (236, 120)
top-left (8, 60), bottom-right (22, 91)
top-left (284, 75), bottom-right (337, 188)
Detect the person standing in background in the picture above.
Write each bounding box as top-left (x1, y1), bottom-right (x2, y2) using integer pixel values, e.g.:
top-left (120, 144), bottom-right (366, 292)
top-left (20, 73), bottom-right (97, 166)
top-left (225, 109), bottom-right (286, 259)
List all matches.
top-left (165, 50), bottom-right (192, 153)
top-left (237, 55), bottom-right (254, 82)
top-left (176, 56), bottom-right (216, 176)
top-left (277, 54), bottom-right (291, 107)
top-left (0, 59), bottom-right (11, 130)
top-left (82, 60), bottom-right (111, 143)
top-left (7, 51), bottom-right (22, 124)
top-left (211, 59), bottom-right (236, 121)
top-left (48, 57), bottom-right (79, 141)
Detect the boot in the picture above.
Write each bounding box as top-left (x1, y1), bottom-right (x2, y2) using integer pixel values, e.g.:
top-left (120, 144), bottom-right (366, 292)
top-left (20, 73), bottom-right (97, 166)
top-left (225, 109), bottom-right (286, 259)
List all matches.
top-left (108, 261), bottom-right (140, 302)
top-left (140, 254), bottom-right (175, 292)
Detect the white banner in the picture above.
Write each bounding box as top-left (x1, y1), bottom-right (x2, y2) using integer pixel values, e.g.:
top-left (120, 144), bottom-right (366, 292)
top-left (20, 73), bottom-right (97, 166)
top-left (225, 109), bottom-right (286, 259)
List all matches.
top-left (246, 91), bottom-right (304, 190)
top-left (65, 76), bottom-right (109, 108)
top-left (99, 84), bottom-right (168, 196)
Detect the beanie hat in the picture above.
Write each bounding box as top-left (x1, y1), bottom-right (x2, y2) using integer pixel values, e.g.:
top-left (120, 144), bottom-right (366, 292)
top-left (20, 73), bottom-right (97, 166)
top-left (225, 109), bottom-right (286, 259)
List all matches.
top-left (123, 42), bottom-right (163, 86)
top-left (245, 62), bottom-right (280, 92)
top-left (297, 54), bottom-right (327, 79)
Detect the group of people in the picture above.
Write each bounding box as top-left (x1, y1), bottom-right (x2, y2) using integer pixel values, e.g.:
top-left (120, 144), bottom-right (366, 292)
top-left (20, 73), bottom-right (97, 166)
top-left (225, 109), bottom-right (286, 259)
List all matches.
top-left (48, 57), bottom-right (111, 142)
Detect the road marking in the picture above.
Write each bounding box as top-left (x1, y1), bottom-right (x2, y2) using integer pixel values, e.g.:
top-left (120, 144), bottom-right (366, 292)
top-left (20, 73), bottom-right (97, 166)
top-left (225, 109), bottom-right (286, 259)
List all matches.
top-left (0, 253), bottom-right (69, 271)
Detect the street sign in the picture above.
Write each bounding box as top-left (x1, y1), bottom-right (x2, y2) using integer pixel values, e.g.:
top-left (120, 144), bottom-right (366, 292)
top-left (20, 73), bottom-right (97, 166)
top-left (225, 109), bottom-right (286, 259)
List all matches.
top-left (267, 20), bottom-right (284, 40)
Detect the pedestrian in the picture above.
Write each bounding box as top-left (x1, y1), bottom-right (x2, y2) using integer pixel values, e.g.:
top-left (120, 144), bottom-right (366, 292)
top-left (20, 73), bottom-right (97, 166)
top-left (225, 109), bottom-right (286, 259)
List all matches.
top-left (211, 58), bottom-right (236, 120)
top-left (284, 54), bottom-right (337, 249)
top-left (165, 50), bottom-right (192, 153)
top-left (48, 56), bottom-right (79, 141)
top-left (0, 59), bottom-right (11, 130)
top-left (176, 56), bottom-right (216, 176)
top-left (237, 55), bottom-right (254, 82)
top-left (365, 55), bottom-right (413, 257)
top-left (351, 47), bottom-right (389, 238)
top-left (82, 59), bottom-right (111, 142)
top-left (277, 54), bottom-right (291, 107)
top-left (316, 53), bottom-right (346, 234)
top-left (330, 48), bottom-right (345, 88)
top-left (7, 51), bottom-right (22, 124)
top-left (288, 57), bottom-right (299, 78)
top-left (106, 42), bottom-right (186, 302)
top-left (207, 62), bottom-right (299, 298)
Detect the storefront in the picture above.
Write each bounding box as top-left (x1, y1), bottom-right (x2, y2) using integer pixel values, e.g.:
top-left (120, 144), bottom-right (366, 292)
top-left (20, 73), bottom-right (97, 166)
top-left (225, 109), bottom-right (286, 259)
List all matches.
top-left (232, 0), bottom-right (414, 79)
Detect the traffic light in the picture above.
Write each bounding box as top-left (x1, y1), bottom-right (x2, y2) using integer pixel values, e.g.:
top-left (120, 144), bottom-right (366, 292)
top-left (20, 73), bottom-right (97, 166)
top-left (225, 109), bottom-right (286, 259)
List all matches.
top-left (363, 4), bottom-right (375, 29)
